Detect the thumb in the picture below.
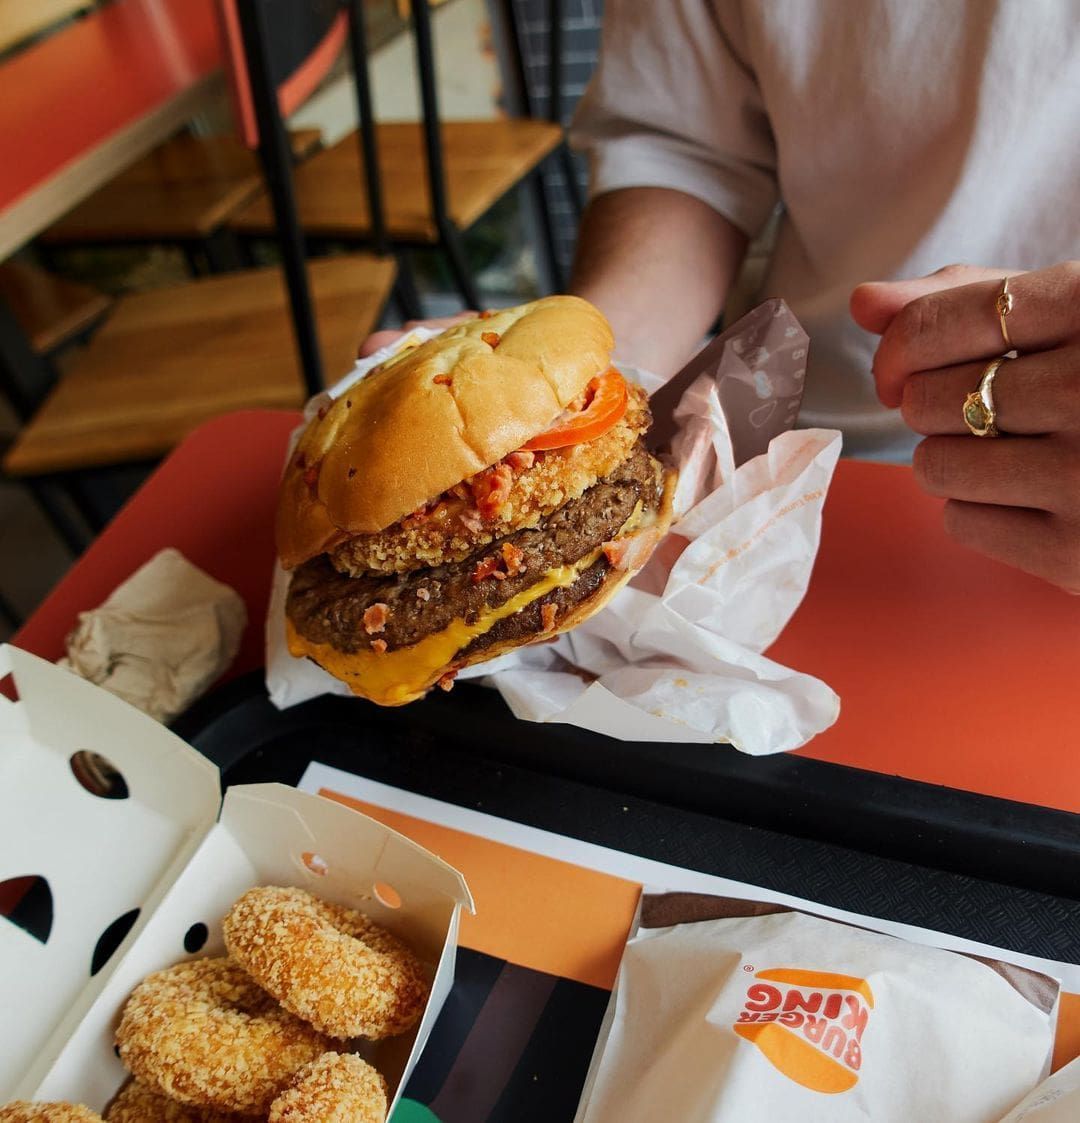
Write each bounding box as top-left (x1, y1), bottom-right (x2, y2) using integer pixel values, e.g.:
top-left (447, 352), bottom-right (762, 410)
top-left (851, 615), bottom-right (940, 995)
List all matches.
top-left (357, 329), bottom-right (407, 358)
top-left (850, 264), bottom-right (1008, 336)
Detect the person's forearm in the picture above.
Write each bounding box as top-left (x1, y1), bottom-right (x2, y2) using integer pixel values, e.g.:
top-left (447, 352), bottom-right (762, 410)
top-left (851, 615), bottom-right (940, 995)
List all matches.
top-left (569, 187), bottom-right (748, 377)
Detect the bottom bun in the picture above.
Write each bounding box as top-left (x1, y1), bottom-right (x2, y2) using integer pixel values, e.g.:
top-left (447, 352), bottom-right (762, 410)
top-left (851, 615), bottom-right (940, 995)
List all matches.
top-left (287, 467), bottom-right (677, 706)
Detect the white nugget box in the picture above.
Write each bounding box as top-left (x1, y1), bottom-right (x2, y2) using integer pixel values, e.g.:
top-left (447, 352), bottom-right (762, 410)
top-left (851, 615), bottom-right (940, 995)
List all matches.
top-left (0, 644), bottom-right (473, 1116)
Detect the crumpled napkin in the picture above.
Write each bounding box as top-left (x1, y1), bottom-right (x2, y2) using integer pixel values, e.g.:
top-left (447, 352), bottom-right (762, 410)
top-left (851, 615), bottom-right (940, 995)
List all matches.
top-left (60, 548), bottom-right (247, 723)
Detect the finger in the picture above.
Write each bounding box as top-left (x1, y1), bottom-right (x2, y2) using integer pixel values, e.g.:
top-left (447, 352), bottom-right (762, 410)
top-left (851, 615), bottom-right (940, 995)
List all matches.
top-left (873, 262), bottom-right (1080, 408)
top-left (901, 348), bottom-right (1080, 436)
top-left (850, 264), bottom-right (1005, 335)
top-left (357, 330), bottom-right (406, 358)
top-left (942, 501), bottom-right (1080, 594)
top-left (403, 311), bottom-right (478, 331)
top-left (356, 312), bottom-right (480, 358)
top-left (913, 435), bottom-right (1080, 516)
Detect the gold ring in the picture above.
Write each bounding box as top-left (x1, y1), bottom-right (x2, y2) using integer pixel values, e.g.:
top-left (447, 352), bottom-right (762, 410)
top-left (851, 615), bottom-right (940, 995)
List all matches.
top-left (962, 356), bottom-right (1008, 437)
top-left (995, 276), bottom-right (1014, 349)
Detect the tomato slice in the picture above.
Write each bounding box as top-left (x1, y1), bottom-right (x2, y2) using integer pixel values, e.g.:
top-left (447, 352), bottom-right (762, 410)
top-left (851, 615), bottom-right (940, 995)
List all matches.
top-left (523, 368), bottom-right (628, 451)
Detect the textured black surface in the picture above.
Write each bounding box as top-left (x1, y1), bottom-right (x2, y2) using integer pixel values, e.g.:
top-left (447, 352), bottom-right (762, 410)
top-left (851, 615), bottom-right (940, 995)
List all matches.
top-left (400, 947), bottom-right (608, 1122)
top-left (174, 675), bottom-right (1080, 964)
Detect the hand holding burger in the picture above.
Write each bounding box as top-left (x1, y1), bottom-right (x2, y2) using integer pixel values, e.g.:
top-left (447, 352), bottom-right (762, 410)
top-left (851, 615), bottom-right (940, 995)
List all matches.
top-left (276, 296), bottom-right (677, 705)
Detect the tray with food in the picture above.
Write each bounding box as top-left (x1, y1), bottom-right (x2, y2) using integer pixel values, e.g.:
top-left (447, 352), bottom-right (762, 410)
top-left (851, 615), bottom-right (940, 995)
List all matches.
top-left (175, 710), bottom-right (1080, 1123)
top-left (0, 645), bottom-right (471, 1120)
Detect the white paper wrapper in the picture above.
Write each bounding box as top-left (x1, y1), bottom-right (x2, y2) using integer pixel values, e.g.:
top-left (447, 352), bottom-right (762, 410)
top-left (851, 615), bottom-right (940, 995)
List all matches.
top-left (266, 304), bottom-right (842, 754)
top-left (577, 898), bottom-right (1058, 1123)
top-left (998, 1057), bottom-right (1080, 1122)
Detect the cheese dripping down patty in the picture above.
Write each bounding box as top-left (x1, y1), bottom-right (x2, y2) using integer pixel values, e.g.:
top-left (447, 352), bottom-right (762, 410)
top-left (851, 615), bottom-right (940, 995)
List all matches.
top-left (286, 485), bottom-right (669, 707)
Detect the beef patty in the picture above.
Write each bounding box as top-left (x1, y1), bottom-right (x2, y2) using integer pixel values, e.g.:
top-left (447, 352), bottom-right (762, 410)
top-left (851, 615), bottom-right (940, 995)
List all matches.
top-left (287, 443), bottom-right (662, 654)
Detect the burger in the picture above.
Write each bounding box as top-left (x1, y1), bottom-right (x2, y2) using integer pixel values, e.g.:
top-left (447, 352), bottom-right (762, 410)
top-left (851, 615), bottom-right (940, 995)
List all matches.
top-left (276, 295), bottom-right (677, 706)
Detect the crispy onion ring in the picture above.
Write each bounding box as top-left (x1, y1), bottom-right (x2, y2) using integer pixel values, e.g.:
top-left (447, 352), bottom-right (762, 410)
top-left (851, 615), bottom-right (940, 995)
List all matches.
top-left (223, 887), bottom-right (429, 1040)
top-left (115, 957), bottom-right (328, 1115)
top-left (268, 1053), bottom-right (387, 1123)
top-left (0, 1107), bottom-right (103, 1123)
top-left (104, 1081), bottom-right (249, 1122)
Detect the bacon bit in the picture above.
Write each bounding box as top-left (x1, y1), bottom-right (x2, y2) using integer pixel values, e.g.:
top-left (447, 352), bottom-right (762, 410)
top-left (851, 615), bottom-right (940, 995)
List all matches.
top-left (541, 603), bottom-right (558, 632)
top-left (602, 538), bottom-right (631, 569)
top-left (481, 331), bottom-right (501, 348)
top-left (471, 555), bottom-right (506, 584)
top-left (303, 465), bottom-right (319, 489)
top-left (416, 587), bottom-right (431, 602)
top-left (437, 671), bottom-right (458, 691)
top-left (469, 463), bottom-right (513, 519)
top-left (370, 639), bottom-right (388, 654)
top-left (505, 449), bottom-right (535, 471)
top-left (620, 525), bottom-right (664, 572)
top-left (404, 500), bottom-right (435, 527)
top-left (317, 404), bottom-right (329, 420)
top-left (458, 508), bottom-right (484, 534)
top-left (433, 374), bottom-right (453, 386)
top-left (479, 309), bottom-right (495, 319)
top-left (603, 528), bottom-right (664, 573)
top-left (501, 542), bottom-right (525, 578)
top-left (362, 603), bottom-right (390, 635)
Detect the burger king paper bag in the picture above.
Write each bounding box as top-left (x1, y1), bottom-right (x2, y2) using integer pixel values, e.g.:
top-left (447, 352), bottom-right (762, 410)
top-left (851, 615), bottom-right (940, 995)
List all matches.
top-left (266, 300), bottom-right (842, 755)
top-left (997, 1056), bottom-right (1080, 1121)
top-left (576, 895), bottom-right (1058, 1123)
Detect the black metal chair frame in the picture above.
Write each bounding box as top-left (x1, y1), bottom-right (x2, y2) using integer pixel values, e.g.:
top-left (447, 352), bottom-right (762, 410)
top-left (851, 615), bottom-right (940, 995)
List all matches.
top-left (236, 0), bottom-right (430, 396)
top-left (238, 0), bottom-right (577, 348)
top-left (398, 0), bottom-right (575, 306)
top-left (0, 0), bottom-right (402, 551)
top-left (496, 0), bottom-right (585, 213)
top-left (0, 302), bottom-right (100, 554)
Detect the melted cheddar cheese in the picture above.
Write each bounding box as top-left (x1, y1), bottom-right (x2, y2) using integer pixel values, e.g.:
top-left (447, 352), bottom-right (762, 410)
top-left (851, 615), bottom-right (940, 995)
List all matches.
top-left (287, 489), bottom-right (670, 706)
top-left (287, 553), bottom-right (601, 706)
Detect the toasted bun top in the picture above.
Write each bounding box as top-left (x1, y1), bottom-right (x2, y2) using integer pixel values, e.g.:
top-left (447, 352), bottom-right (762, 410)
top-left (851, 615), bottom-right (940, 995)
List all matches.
top-left (276, 296), bottom-right (615, 569)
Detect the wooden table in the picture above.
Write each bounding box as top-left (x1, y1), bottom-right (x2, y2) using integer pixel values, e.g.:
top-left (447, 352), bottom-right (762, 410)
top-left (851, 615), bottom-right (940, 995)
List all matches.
top-left (0, 0), bottom-right (223, 261)
top-left (13, 409), bottom-right (1080, 816)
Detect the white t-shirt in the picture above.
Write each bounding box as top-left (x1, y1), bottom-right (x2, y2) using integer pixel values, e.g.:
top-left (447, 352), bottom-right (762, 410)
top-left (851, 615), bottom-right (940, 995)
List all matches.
top-left (571, 0), bottom-right (1080, 459)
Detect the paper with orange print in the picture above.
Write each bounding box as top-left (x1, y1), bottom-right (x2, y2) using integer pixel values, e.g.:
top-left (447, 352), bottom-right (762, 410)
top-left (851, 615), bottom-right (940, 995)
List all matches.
top-left (578, 909), bottom-right (1058, 1122)
top-left (319, 786), bottom-right (1080, 1076)
top-left (322, 790), bottom-right (640, 991)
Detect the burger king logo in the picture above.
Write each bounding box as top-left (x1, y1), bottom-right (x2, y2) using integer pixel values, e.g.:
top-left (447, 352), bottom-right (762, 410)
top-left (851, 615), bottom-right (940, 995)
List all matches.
top-left (732, 968), bottom-right (874, 1094)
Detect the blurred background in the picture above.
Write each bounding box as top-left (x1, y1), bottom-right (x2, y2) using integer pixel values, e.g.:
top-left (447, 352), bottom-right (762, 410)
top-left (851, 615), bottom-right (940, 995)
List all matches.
top-left (0, 0), bottom-right (773, 642)
top-left (0, 0), bottom-right (604, 639)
